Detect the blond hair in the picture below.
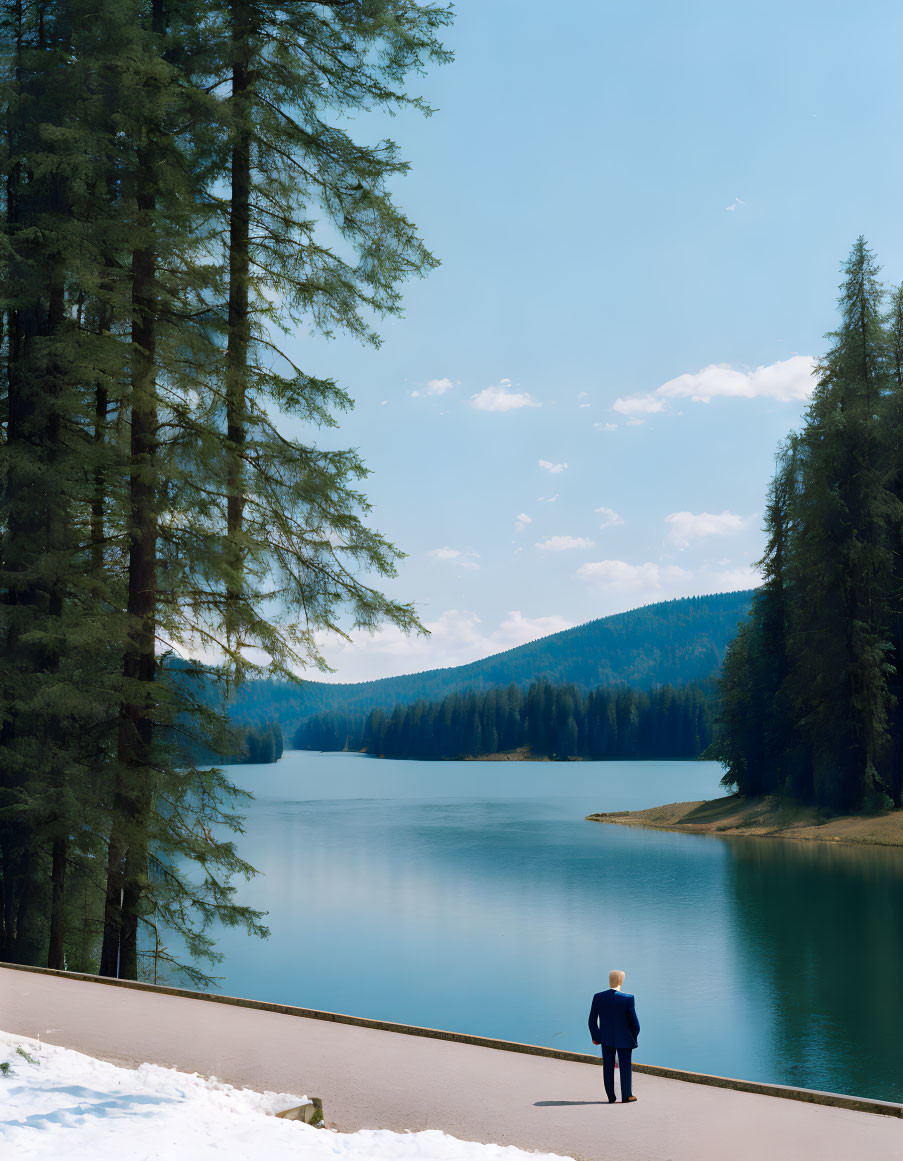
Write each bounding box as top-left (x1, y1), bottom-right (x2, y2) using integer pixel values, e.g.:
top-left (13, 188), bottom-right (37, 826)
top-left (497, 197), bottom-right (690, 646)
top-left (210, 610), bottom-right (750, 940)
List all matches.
top-left (609, 969), bottom-right (625, 988)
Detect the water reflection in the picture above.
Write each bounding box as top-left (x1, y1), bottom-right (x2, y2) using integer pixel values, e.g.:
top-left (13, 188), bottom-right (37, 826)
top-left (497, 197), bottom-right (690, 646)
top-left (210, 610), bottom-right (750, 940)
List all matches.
top-left (722, 836), bottom-right (903, 1102)
top-left (210, 753), bottom-right (903, 1103)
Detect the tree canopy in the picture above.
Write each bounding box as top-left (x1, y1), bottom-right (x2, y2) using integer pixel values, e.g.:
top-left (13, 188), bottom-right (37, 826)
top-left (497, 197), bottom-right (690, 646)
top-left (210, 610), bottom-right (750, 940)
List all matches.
top-left (710, 239), bottom-right (903, 813)
top-left (0, 0), bottom-right (451, 982)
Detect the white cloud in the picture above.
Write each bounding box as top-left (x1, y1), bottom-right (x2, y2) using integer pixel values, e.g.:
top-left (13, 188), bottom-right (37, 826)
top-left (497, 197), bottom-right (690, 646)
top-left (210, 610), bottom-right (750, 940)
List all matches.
top-left (577, 560), bottom-right (690, 591)
top-left (380, 400), bottom-right (389, 406)
top-left (710, 564), bottom-right (761, 590)
top-left (612, 356), bottom-right (815, 419)
top-left (538, 459), bottom-right (568, 474)
top-left (425, 376), bottom-right (454, 395)
top-left (594, 422), bottom-right (618, 432)
top-left (595, 506), bottom-right (624, 528)
top-left (514, 513), bottom-right (532, 533)
top-left (612, 394), bottom-right (666, 417)
top-left (564, 554), bottom-right (763, 622)
top-left (470, 382), bottom-right (541, 412)
top-left (537, 493), bottom-right (559, 504)
top-left (658, 357), bottom-right (815, 403)
top-left (536, 535), bottom-right (596, 552)
top-left (317, 608), bottom-right (573, 683)
top-left (725, 196), bottom-right (745, 212)
top-left (665, 509), bottom-right (754, 550)
top-left (428, 546), bottom-right (480, 569)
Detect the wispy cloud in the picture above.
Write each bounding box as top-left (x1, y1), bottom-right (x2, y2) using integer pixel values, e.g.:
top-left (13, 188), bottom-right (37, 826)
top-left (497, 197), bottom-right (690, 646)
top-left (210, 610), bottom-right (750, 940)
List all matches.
top-left (595, 506), bottom-right (624, 528)
top-left (725, 196), bottom-right (745, 212)
top-left (613, 395), bottom-right (666, 417)
top-left (536, 535), bottom-right (596, 552)
top-left (470, 379), bottom-right (541, 412)
top-left (428, 546), bottom-right (480, 570)
top-left (612, 355), bottom-right (815, 420)
top-left (514, 513), bottom-right (532, 533)
top-left (665, 509), bottom-right (754, 550)
top-left (577, 559), bottom-right (690, 591)
top-left (318, 608), bottom-right (573, 683)
top-left (538, 459), bottom-right (568, 474)
top-left (410, 376), bottom-right (455, 399)
top-left (594, 422), bottom-right (618, 432)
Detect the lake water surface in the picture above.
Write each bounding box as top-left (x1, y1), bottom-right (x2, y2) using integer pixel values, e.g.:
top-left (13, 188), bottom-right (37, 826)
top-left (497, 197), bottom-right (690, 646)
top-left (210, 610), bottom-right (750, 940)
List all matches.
top-left (212, 751), bottom-right (903, 1103)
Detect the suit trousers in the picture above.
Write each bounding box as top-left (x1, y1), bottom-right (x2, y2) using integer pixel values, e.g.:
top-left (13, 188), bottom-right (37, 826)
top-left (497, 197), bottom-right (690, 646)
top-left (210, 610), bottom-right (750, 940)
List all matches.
top-left (601, 1044), bottom-right (633, 1101)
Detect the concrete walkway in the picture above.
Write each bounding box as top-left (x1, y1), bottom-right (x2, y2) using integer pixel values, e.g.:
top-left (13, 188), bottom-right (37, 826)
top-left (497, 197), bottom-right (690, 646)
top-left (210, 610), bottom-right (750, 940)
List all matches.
top-left (1, 967), bottom-right (899, 1161)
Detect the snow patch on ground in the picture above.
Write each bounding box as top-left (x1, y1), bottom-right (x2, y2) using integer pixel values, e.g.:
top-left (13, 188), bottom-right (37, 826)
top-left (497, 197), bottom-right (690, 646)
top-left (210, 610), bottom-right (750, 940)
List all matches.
top-left (0, 1030), bottom-right (567, 1161)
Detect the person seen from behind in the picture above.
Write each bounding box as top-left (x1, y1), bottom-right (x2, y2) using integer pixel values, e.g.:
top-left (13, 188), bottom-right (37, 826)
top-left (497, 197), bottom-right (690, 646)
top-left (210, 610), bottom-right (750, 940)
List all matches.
top-left (587, 969), bottom-right (640, 1103)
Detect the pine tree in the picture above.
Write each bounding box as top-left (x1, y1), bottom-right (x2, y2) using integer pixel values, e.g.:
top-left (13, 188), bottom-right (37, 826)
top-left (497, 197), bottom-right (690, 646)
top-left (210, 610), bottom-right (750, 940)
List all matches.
top-left (0, 0), bottom-right (453, 981)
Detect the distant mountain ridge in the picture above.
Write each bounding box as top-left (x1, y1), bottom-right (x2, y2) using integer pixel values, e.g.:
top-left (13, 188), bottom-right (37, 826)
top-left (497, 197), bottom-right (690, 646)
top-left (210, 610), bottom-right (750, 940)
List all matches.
top-left (230, 590), bottom-right (754, 735)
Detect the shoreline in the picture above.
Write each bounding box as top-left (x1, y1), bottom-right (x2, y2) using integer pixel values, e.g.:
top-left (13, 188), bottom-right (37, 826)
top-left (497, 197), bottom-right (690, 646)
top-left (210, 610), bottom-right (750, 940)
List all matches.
top-left (585, 794), bottom-right (903, 848)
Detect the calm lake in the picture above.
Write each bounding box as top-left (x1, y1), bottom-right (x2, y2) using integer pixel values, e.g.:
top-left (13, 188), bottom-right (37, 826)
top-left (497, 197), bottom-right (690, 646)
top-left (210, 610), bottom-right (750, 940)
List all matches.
top-left (211, 751), bottom-right (903, 1103)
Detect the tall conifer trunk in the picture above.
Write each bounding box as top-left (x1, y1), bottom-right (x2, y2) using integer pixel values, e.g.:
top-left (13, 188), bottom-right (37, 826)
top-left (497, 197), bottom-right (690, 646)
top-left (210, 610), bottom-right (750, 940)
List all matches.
top-left (48, 836), bottom-right (67, 968)
top-left (44, 264), bottom-right (69, 971)
top-left (100, 1), bottom-right (163, 980)
top-left (225, 0), bottom-right (251, 644)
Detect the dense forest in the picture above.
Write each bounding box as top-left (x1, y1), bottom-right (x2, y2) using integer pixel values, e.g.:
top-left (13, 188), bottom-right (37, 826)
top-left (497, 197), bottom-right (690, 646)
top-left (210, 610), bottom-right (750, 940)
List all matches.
top-left (183, 721), bottom-right (284, 766)
top-left (0, 3), bottom-right (450, 982)
top-left (711, 239), bottom-right (903, 812)
top-left (234, 591), bottom-right (753, 734)
top-left (294, 680), bottom-right (713, 761)
top-left (233, 723), bottom-right (284, 765)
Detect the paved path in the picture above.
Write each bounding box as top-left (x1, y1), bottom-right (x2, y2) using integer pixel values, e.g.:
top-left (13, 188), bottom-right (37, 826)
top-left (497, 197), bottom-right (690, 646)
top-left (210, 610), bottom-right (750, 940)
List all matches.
top-left (1, 968), bottom-right (899, 1161)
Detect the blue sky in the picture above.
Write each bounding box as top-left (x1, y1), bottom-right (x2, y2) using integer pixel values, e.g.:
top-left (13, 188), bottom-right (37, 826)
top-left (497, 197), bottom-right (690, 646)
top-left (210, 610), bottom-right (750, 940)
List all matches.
top-left (285, 0), bottom-right (903, 682)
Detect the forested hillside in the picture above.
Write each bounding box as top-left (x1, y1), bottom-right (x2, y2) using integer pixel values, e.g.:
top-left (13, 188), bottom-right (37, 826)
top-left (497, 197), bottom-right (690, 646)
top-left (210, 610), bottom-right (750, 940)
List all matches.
top-left (231, 591), bottom-right (753, 735)
top-left (294, 680), bottom-right (712, 761)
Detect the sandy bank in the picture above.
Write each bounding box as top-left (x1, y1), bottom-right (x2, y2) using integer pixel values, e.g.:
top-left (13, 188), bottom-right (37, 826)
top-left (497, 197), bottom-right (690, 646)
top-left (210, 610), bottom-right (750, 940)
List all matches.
top-left (586, 794), bottom-right (903, 847)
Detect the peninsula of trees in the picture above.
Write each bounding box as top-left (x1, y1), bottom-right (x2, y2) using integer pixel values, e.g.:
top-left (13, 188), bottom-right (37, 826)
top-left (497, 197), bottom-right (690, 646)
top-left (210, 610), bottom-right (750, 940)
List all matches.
top-left (294, 680), bottom-right (713, 761)
top-left (711, 240), bottom-right (903, 813)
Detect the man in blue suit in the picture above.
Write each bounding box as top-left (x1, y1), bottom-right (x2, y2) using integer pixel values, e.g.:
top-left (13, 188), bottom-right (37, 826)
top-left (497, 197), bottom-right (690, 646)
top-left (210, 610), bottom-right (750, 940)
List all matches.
top-left (588, 969), bottom-right (640, 1103)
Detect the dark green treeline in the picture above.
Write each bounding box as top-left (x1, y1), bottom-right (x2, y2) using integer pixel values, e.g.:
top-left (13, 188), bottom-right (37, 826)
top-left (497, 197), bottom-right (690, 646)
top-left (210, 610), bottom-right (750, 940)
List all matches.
top-left (235, 723), bottom-right (284, 766)
top-left (0, 2), bottom-right (450, 982)
top-left (711, 239), bottom-right (903, 813)
top-left (294, 680), bottom-right (713, 761)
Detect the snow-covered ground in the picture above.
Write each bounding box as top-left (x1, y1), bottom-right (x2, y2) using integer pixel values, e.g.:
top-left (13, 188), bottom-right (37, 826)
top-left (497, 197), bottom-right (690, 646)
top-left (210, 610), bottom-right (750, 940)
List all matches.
top-left (0, 1030), bottom-right (568, 1161)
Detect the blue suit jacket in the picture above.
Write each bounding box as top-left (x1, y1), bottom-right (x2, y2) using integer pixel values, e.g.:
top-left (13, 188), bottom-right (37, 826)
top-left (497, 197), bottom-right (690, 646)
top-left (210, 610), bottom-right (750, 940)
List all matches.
top-left (588, 989), bottom-right (640, 1050)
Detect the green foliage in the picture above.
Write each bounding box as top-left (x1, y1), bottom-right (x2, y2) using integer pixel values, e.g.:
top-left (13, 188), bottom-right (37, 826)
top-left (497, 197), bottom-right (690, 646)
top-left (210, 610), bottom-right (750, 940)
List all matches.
top-left (295, 679), bottom-right (714, 761)
top-left (0, 0), bottom-right (450, 980)
top-left (712, 239), bottom-right (903, 812)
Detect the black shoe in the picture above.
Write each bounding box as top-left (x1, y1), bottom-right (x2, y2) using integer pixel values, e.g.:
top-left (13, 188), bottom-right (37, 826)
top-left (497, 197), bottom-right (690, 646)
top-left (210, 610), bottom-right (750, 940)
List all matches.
top-left (623, 1096), bottom-right (638, 1103)
top-left (607, 1097), bottom-right (617, 1104)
